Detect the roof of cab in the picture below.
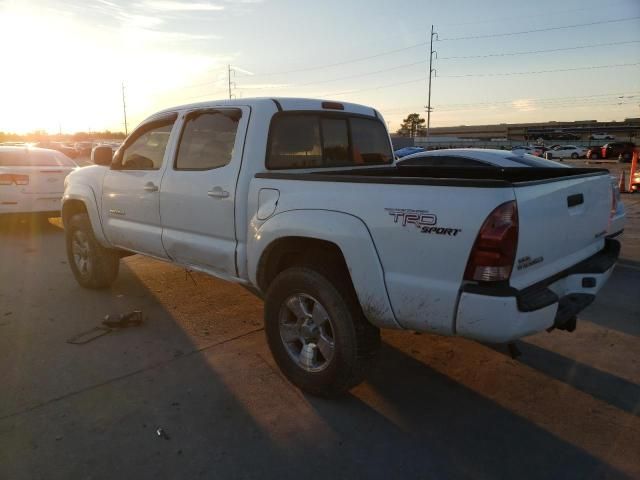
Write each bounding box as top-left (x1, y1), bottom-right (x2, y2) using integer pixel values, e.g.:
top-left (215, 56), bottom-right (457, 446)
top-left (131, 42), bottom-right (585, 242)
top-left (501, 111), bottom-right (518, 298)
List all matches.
top-left (153, 97), bottom-right (380, 120)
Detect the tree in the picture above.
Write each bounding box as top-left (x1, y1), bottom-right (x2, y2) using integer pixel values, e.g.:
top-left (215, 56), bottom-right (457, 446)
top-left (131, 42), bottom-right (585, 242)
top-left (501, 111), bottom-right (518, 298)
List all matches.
top-left (396, 113), bottom-right (426, 137)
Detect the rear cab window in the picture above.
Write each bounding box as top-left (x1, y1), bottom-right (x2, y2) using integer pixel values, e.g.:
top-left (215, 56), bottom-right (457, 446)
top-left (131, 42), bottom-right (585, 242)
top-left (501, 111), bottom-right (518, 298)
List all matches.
top-left (266, 112), bottom-right (392, 170)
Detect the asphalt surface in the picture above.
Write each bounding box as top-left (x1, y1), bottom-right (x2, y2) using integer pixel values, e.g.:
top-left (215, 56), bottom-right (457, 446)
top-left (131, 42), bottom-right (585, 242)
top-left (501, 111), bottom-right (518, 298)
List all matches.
top-left (0, 215), bottom-right (639, 480)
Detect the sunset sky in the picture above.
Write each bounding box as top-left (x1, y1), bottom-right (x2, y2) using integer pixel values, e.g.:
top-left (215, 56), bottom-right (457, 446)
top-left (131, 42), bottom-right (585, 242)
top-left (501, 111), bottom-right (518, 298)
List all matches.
top-left (1, 0), bottom-right (639, 134)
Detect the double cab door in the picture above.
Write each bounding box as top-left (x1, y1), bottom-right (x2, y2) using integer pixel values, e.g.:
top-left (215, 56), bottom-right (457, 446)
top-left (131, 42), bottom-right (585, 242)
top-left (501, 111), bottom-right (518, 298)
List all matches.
top-left (101, 106), bottom-right (250, 277)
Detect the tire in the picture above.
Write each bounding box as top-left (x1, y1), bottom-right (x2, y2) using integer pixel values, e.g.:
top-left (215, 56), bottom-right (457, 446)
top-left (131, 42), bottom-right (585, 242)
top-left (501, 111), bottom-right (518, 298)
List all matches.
top-left (264, 266), bottom-right (380, 397)
top-left (571, 153), bottom-right (579, 159)
top-left (591, 152), bottom-right (599, 160)
top-left (623, 153), bottom-right (632, 163)
top-left (66, 213), bottom-right (120, 288)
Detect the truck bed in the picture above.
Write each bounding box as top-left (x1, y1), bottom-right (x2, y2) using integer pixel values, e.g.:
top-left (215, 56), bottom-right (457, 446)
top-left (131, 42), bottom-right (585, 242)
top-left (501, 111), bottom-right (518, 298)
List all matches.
top-left (256, 165), bottom-right (610, 187)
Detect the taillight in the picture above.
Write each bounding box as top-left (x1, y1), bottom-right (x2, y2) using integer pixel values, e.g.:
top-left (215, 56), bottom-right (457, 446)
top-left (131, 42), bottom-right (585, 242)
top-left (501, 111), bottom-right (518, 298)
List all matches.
top-left (0, 173), bottom-right (29, 185)
top-left (14, 174), bottom-right (29, 185)
top-left (464, 201), bottom-right (519, 282)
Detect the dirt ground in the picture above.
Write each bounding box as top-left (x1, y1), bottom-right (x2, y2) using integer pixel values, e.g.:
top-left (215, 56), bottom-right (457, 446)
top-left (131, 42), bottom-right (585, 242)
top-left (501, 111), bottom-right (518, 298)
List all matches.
top-left (0, 168), bottom-right (639, 479)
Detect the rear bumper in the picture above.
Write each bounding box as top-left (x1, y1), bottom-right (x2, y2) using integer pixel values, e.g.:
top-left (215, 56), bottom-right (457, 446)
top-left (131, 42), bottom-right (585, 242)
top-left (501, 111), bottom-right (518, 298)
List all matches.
top-left (455, 239), bottom-right (619, 343)
top-left (0, 193), bottom-right (62, 215)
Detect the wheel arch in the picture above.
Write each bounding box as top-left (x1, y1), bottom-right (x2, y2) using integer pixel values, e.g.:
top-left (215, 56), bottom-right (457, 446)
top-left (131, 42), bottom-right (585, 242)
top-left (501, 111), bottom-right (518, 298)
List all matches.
top-left (249, 210), bottom-right (400, 329)
top-left (62, 186), bottom-right (110, 246)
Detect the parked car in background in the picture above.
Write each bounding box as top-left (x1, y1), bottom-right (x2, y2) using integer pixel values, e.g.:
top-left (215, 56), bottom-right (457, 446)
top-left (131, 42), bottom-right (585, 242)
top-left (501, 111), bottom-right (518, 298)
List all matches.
top-left (35, 141), bottom-right (78, 159)
top-left (554, 133), bottom-right (581, 141)
top-left (602, 142), bottom-right (636, 162)
top-left (586, 145), bottom-right (604, 160)
top-left (0, 146), bottom-right (77, 217)
top-left (511, 145), bottom-right (535, 155)
top-left (512, 145), bottom-right (546, 157)
top-left (590, 134), bottom-right (615, 141)
top-left (394, 146), bottom-right (424, 158)
top-left (545, 145), bottom-right (586, 160)
top-left (74, 141), bottom-right (96, 157)
top-left (588, 142), bottom-right (636, 161)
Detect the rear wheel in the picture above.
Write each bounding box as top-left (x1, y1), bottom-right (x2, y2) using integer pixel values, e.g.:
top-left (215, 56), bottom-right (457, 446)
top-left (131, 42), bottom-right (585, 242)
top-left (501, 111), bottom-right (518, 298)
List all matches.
top-left (591, 152), bottom-right (600, 159)
top-left (264, 266), bottom-right (380, 397)
top-left (571, 153), bottom-right (579, 159)
top-left (66, 213), bottom-right (120, 288)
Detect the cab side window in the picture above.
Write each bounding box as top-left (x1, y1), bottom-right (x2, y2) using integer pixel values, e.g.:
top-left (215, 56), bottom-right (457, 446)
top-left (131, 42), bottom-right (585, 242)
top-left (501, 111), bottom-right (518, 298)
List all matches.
top-left (118, 118), bottom-right (176, 170)
top-left (175, 109), bottom-right (241, 170)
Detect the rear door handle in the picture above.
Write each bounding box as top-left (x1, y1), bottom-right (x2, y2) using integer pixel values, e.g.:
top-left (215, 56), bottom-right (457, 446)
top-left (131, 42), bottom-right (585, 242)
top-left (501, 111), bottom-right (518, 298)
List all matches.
top-left (208, 186), bottom-right (229, 198)
top-left (144, 182), bottom-right (159, 192)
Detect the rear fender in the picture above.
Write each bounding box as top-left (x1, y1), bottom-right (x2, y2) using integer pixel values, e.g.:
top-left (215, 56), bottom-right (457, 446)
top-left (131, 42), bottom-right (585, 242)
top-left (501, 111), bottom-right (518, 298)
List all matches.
top-left (248, 209), bottom-right (400, 329)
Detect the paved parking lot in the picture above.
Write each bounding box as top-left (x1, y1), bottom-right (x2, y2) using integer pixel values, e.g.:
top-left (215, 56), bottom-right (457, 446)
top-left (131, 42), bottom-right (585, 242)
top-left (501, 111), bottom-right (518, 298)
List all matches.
top-left (0, 195), bottom-right (639, 479)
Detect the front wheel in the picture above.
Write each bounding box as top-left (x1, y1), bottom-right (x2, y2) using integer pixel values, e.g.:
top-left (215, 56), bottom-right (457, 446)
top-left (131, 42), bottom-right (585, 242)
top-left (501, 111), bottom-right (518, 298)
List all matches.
top-left (264, 267), bottom-right (380, 397)
top-left (66, 213), bottom-right (120, 288)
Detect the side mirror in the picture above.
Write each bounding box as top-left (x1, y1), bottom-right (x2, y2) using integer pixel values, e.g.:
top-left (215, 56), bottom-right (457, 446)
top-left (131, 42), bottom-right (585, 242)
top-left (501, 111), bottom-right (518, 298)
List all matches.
top-left (91, 145), bottom-right (113, 166)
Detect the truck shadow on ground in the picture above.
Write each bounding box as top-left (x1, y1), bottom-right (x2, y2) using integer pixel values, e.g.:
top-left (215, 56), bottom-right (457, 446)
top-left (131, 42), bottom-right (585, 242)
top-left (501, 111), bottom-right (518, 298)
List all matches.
top-left (302, 342), bottom-right (628, 480)
top-left (509, 341), bottom-right (640, 415)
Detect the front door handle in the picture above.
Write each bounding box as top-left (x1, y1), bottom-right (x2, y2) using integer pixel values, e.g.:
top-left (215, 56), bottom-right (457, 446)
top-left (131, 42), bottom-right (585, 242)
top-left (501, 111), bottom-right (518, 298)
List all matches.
top-left (143, 182), bottom-right (159, 192)
top-left (208, 186), bottom-right (230, 199)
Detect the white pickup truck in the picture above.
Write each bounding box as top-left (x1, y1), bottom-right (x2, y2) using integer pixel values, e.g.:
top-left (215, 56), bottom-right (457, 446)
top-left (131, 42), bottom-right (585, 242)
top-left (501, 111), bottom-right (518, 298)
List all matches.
top-left (62, 98), bottom-right (622, 396)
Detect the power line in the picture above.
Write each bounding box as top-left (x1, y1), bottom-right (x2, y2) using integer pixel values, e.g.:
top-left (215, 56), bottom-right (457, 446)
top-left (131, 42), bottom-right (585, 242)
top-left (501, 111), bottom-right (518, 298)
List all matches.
top-left (435, 91), bottom-right (640, 109)
top-left (437, 99), bottom-right (637, 112)
top-left (318, 77), bottom-right (427, 98)
top-left (438, 0), bottom-right (633, 27)
top-left (237, 42), bottom-right (427, 78)
top-left (172, 88), bottom-right (231, 104)
top-left (439, 62), bottom-right (640, 78)
top-left (240, 60), bottom-right (425, 90)
top-left (378, 91), bottom-right (640, 114)
top-left (438, 16), bottom-right (640, 41)
top-left (439, 40), bottom-right (640, 60)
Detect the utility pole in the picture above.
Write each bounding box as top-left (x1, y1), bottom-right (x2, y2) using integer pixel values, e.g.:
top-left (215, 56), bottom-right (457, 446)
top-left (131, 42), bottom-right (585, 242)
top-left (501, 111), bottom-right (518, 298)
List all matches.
top-left (425, 25), bottom-right (438, 140)
top-left (121, 82), bottom-right (128, 136)
top-left (228, 64), bottom-right (232, 100)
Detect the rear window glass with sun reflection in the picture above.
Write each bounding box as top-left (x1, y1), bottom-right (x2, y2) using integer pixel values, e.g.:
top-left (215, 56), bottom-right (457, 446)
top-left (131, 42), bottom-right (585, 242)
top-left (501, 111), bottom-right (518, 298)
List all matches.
top-left (0, 150), bottom-right (74, 167)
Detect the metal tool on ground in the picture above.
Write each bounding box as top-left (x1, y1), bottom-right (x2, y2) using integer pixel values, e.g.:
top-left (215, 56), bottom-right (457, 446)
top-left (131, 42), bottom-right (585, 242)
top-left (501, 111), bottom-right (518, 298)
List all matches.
top-left (66, 326), bottom-right (112, 345)
top-left (67, 310), bottom-right (145, 345)
top-left (102, 310), bottom-right (144, 328)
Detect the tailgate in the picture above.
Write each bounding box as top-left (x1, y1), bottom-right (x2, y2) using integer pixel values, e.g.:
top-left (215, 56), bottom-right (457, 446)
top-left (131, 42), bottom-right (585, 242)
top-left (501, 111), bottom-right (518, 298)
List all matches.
top-left (16, 166), bottom-right (71, 194)
top-left (510, 172), bottom-right (612, 290)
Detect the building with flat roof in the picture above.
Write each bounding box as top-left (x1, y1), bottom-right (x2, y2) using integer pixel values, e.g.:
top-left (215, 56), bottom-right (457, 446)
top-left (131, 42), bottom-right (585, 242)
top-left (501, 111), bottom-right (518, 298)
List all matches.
top-left (424, 118), bottom-right (639, 142)
top-left (391, 118), bottom-right (638, 150)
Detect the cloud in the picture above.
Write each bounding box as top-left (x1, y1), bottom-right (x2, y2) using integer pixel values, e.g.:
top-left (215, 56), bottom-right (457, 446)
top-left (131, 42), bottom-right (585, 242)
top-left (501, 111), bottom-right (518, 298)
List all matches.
top-left (141, 1), bottom-right (225, 11)
top-left (512, 99), bottom-right (537, 112)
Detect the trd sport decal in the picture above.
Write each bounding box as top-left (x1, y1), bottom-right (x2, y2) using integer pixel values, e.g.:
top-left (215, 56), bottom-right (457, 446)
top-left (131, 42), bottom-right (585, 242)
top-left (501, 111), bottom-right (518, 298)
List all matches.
top-left (386, 208), bottom-right (462, 236)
